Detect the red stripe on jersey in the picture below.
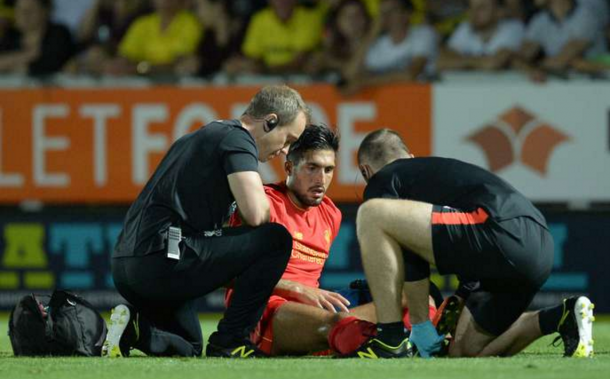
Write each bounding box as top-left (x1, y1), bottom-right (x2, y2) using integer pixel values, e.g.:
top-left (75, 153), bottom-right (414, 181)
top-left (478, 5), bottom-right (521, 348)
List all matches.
top-left (432, 207), bottom-right (489, 225)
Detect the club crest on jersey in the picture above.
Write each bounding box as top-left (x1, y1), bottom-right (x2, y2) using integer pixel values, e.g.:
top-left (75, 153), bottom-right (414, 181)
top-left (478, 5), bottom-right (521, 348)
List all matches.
top-left (324, 230), bottom-right (331, 247)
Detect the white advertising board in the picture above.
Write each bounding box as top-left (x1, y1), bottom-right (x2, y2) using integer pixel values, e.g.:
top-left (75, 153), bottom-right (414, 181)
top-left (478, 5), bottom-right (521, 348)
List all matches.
top-left (434, 82), bottom-right (610, 202)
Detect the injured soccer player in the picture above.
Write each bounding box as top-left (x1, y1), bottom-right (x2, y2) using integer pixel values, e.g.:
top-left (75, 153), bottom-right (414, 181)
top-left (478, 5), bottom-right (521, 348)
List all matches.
top-left (226, 124), bottom-right (441, 357)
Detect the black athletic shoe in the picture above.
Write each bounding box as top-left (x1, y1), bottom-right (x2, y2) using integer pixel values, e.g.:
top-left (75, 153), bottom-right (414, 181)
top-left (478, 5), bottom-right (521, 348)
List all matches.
top-left (102, 304), bottom-right (139, 357)
top-left (553, 296), bottom-right (595, 357)
top-left (341, 336), bottom-right (414, 359)
top-left (205, 333), bottom-right (268, 358)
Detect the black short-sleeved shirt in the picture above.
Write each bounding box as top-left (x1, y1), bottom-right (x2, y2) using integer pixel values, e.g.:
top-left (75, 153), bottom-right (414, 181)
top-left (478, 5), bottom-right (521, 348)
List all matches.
top-left (114, 120), bottom-right (259, 257)
top-left (363, 157), bottom-right (547, 228)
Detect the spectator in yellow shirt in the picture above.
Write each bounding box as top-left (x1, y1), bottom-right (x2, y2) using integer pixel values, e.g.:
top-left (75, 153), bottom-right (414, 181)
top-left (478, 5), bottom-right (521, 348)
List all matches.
top-left (106, 0), bottom-right (202, 76)
top-left (314, 0), bottom-right (464, 40)
top-left (224, 0), bottom-right (324, 75)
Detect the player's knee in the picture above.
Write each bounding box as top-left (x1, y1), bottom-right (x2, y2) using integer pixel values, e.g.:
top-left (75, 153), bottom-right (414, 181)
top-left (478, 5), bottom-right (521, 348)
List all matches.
top-left (357, 199), bottom-right (383, 220)
top-left (448, 339), bottom-right (483, 358)
top-left (448, 342), bottom-right (469, 357)
top-left (356, 200), bottom-right (385, 235)
top-left (263, 222), bottom-right (293, 258)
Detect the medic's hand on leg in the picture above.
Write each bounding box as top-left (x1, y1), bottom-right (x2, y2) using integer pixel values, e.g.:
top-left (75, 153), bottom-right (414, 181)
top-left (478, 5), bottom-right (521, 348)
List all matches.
top-left (410, 320), bottom-right (445, 358)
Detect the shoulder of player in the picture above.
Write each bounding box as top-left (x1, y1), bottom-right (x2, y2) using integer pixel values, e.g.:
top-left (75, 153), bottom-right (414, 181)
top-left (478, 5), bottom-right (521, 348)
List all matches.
top-left (263, 183), bottom-right (291, 211)
top-left (318, 196), bottom-right (342, 222)
top-left (364, 159), bottom-right (415, 197)
top-left (201, 120), bottom-right (255, 145)
top-left (205, 119), bottom-right (247, 134)
top-left (319, 196), bottom-right (342, 236)
top-left (264, 183), bottom-right (287, 199)
top-left (320, 195), bottom-right (339, 212)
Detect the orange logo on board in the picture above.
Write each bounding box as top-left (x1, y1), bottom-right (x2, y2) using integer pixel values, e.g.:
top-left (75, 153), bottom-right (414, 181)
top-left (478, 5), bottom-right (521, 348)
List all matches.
top-left (466, 106), bottom-right (570, 176)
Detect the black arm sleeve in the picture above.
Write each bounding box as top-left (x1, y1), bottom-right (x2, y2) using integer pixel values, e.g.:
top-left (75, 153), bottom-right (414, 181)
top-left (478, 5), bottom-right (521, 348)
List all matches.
top-left (220, 129), bottom-right (259, 175)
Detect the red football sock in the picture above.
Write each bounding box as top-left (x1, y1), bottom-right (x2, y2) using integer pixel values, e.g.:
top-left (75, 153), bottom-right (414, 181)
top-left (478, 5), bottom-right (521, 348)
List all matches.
top-left (402, 305), bottom-right (438, 330)
top-left (328, 316), bottom-right (377, 355)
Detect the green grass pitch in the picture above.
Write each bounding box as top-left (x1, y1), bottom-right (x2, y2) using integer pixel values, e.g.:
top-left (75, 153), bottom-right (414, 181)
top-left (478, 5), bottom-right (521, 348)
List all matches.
top-left (1, 314), bottom-right (608, 379)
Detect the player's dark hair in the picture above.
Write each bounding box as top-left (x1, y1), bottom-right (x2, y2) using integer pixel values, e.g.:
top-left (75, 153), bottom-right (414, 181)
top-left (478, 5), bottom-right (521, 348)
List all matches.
top-left (358, 128), bottom-right (410, 166)
top-left (243, 85), bottom-right (311, 127)
top-left (286, 124), bottom-right (340, 164)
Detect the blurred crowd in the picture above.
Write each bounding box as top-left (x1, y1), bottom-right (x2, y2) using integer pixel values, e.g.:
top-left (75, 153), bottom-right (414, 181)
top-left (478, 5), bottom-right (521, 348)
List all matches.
top-left (0, 0), bottom-right (609, 90)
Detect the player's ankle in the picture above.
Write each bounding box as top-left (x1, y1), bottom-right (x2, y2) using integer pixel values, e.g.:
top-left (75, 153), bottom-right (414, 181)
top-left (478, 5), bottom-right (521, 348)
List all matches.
top-left (328, 317), bottom-right (376, 355)
top-left (538, 303), bottom-right (565, 335)
top-left (377, 322), bottom-right (409, 346)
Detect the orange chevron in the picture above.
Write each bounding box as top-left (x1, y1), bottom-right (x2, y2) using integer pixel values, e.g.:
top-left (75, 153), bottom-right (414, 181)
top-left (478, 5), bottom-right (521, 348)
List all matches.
top-left (521, 123), bottom-right (570, 175)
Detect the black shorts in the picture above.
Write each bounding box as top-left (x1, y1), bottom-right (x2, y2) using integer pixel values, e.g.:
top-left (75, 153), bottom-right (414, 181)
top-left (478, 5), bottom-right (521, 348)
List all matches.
top-left (431, 205), bottom-right (554, 335)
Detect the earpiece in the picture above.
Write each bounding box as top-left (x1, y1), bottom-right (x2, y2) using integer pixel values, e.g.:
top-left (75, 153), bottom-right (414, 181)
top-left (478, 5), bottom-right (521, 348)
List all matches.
top-left (265, 116), bottom-right (279, 132)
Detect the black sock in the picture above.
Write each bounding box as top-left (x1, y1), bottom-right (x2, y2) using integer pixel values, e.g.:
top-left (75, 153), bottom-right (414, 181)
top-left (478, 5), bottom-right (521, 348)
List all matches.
top-left (376, 322), bottom-right (408, 346)
top-left (538, 302), bottom-right (566, 335)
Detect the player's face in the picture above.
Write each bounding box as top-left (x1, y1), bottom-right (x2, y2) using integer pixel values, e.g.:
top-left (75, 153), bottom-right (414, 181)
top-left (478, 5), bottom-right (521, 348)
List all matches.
top-left (257, 112), bottom-right (307, 162)
top-left (286, 149), bottom-right (336, 208)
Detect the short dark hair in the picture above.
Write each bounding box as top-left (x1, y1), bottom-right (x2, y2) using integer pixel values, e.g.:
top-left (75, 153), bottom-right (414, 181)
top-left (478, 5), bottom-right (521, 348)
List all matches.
top-left (243, 85), bottom-right (311, 127)
top-left (358, 128), bottom-right (410, 166)
top-left (286, 124), bottom-right (340, 164)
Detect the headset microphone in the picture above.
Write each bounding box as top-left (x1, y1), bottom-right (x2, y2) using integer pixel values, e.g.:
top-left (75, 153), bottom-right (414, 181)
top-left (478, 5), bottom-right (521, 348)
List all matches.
top-left (265, 117), bottom-right (278, 132)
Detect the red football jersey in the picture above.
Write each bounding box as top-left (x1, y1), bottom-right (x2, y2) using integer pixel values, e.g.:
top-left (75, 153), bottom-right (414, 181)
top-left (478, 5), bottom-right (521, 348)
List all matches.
top-left (230, 182), bottom-right (342, 288)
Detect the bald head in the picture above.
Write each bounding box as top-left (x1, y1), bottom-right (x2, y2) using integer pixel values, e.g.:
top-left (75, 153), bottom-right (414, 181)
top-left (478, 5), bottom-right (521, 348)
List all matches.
top-left (357, 129), bottom-right (412, 181)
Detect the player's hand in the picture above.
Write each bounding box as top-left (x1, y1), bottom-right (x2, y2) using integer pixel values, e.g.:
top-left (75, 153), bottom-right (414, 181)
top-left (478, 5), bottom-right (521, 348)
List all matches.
top-left (296, 286), bottom-right (351, 313)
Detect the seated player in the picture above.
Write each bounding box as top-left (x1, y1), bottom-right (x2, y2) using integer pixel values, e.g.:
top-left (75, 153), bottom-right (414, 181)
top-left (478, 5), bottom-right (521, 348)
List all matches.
top-left (227, 124), bottom-right (439, 357)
